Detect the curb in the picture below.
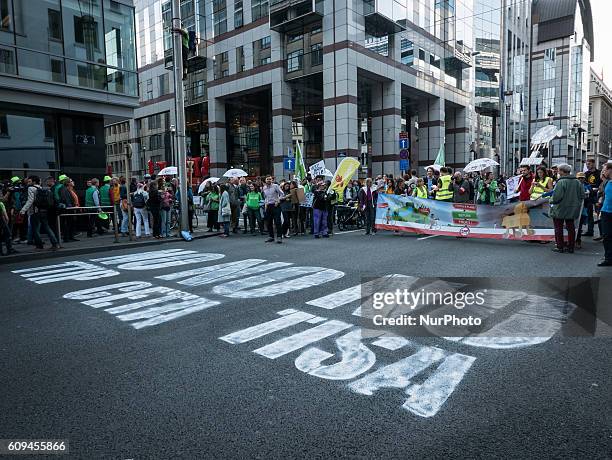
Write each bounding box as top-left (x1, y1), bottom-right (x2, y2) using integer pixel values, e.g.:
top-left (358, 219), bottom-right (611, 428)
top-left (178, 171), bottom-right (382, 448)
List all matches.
top-left (0, 232), bottom-right (223, 265)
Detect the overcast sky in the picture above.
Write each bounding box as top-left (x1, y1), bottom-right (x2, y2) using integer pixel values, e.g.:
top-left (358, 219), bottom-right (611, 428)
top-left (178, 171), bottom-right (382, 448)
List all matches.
top-left (590, 0), bottom-right (610, 84)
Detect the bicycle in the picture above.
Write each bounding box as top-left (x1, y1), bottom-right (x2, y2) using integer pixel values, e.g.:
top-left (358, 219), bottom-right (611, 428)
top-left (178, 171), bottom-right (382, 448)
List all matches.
top-left (170, 204), bottom-right (199, 231)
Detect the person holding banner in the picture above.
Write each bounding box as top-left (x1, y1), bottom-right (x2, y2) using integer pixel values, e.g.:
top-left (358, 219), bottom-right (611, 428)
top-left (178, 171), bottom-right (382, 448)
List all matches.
top-left (550, 164), bottom-right (584, 254)
top-left (433, 168), bottom-right (453, 202)
top-left (478, 172), bottom-right (499, 205)
top-left (515, 166), bottom-right (534, 201)
top-left (529, 166), bottom-right (553, 200)
top-left (412, 178), bottom-right (429, 199)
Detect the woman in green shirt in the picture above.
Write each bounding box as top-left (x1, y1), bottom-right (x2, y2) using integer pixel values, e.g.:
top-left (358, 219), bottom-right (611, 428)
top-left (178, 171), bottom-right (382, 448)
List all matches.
top-left (245, 184), bottom-right (264, 234)
top-left (478, 172), bottom-right (498, 205)
top-left (206, 186), bottom-right (220, 231)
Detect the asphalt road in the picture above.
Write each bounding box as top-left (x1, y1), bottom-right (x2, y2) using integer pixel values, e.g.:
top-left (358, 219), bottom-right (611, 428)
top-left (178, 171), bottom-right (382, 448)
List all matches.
top-left (1, 231), bottom-right (611, 459)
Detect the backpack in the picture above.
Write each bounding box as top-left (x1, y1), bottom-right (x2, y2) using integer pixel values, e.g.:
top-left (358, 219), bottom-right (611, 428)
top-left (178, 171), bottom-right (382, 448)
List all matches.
top-left (132, 192), bottom-right (146, 208)
top-left (34, 187), bottom-right (54, 210)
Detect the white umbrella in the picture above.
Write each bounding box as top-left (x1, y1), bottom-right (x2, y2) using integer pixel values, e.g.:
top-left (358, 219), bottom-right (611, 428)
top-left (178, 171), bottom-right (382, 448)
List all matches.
top-left (158, 166), bottom-right (177, 176)
top-left (463, 158), bottom-right (499, 173)
top-left (223, 168), bottom-right (248, 178)
top-left (197, 177), bottom-right (219, 193)
top-left (426, 164), bottom-right (443, 172)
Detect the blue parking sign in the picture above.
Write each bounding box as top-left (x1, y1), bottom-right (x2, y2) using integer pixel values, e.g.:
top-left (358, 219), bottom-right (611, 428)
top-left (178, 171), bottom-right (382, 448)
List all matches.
top-left (284, 157), bottom-right (294, 170)
top-left (399, 159), bottom-right (409, 171)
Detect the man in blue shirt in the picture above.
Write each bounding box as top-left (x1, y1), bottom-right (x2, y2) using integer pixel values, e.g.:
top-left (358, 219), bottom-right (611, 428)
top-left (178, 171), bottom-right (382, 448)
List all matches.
top-left (598, 163), bottom-right (612, 267)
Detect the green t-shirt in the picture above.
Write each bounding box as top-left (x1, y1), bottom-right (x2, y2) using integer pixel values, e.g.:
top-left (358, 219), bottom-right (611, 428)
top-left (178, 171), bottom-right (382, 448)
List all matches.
top-left (208, 192), bottom-right (220, 211)
top-left (246, 191), bottom-right (262, 210)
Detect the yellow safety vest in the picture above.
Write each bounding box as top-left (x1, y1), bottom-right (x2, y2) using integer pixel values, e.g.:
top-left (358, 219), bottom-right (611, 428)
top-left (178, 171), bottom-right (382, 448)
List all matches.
top-left (415, 186), bottom-right (428, 198)
top-left (530, 177), bottom-right (551, 200)
top-left (435, 175), bottom-right (453, 201)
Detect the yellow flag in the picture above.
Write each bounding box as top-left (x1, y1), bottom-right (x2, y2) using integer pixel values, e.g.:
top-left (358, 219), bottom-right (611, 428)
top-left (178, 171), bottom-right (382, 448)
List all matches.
top-left (328, 157), bottom-right (360, 196)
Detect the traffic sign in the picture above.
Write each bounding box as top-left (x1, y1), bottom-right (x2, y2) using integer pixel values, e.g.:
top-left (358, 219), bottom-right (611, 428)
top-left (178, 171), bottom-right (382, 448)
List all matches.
top-left (399, 159), bottom-right (409, 171)
top-left (399, 149), bottom-right (409, 159)
top-left (399, 139), bottom-right (409, 149)
top-left (283, 157), bottom-right (294, 170)
top-left (399, 131), bottom-right (409, 139)
top-left (287, 148), bottom-right (294, 158)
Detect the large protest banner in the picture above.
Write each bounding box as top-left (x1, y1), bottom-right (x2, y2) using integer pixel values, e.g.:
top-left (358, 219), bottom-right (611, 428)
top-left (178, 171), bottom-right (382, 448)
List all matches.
top-left (375, 193), bottom-right (556, 241)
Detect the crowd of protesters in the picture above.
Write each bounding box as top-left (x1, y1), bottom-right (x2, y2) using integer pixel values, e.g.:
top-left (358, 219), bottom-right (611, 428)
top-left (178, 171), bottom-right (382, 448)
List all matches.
top-left (1, 158), bottom-right (610, 267)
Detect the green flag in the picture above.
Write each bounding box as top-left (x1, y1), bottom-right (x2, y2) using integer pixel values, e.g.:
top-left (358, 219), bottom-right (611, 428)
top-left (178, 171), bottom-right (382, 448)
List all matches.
top-left (434, 143), bottom-right (445, 167)
top-left (294, 140), bottom-right (307, 181)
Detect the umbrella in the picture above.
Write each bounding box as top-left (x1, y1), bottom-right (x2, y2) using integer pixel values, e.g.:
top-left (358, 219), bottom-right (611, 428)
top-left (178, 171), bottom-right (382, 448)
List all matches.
top-left (158, 166), bottom-right (177, 176)
top-left (426, 164), bottom-right (443, 172)
top-left (463, 158), bottom-right (500, 173)
top-left (223, 168), bottom-right (248, 178)
top-left (197, 177), bottom-right (219, 193)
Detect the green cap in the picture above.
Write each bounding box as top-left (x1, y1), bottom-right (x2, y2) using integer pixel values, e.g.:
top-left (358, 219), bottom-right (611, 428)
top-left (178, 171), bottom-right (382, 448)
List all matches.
top-left (103, 175), bottom-right (111, 182)
top-left (98, 212), bottom-right (109, 220)
top-left (10, 176), bottom-right (20, 183)
top-left (58, 174), bottom-right (68, 181)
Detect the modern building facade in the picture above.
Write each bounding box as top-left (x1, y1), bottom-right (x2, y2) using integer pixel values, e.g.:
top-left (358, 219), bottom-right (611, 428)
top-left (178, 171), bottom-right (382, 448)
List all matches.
top-left (0, 0), bottom-right (139, 186)
top-left (529, 0), bottom-right (594, 172)
top-left (587, 68), bottom-right (612, 166)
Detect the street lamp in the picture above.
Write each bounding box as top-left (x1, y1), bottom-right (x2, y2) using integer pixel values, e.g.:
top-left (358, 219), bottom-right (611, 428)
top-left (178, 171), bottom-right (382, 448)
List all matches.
top-left (170, 124), bottom-right (176, 166)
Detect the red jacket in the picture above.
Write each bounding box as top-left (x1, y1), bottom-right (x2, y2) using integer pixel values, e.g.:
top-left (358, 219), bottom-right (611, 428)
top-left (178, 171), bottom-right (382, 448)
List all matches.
top-left (518, 174), bottom-right (534, 201)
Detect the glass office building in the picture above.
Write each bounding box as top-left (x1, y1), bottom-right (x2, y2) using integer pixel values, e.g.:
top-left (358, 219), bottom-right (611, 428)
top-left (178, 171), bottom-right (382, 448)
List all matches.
top-left (0, 0), bottom-right (138, 185)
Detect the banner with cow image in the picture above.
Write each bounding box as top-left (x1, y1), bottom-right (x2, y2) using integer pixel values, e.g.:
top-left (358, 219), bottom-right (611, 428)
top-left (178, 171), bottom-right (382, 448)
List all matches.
top-left (375, 193), bottom-right (558, 241)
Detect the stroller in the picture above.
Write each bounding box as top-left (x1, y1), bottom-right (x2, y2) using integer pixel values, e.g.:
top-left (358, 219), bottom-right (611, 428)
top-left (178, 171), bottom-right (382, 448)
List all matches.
top-left (336, 200), bottom-right (364, 231)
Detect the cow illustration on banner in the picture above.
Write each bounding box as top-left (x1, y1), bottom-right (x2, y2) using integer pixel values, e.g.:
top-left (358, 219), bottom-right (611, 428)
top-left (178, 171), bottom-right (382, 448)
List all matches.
top-left (375, 194), bottom-right (557, 241)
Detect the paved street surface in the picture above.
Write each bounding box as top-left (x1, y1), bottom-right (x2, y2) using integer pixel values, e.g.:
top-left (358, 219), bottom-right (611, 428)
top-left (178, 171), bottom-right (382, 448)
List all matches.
top-left (1, 231), bottom-right (611, 459)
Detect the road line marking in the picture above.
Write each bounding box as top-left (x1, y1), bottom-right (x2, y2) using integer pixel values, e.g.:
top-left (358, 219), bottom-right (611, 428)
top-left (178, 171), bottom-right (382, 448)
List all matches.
top-left (417, 235), bottom-right (438, 240)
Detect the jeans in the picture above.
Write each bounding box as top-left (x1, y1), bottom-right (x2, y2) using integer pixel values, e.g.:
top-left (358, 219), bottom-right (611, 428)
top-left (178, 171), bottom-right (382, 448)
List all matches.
top-left (160, 208), bottom-right (171, 237)
top-left (364, 205), bottom-right (376, 234)
top-left (553, 218), bottom-right (576, 251)
top-left (134, 207), bottom-right (150, 237)
top-left (121, 207), bottom-right (129, 234)
top-left (281, 209), bottom-right (294, 236)
top-left (222, 221), bottom-right (230, 236)
top-left (31, 212), bottom-right (58, 248)
top-left (265, 205), bottom-right (282, 239)
top-left (587, 202), bottom-right (595, 234)
top-left (313, 209), bottom-right (328, 236)
top-left (247, 207), bottom-right (263, 233)
top-left (207, 210), bottom-right (219, 230)
top-left (601, 211), bottom-right (612, 261)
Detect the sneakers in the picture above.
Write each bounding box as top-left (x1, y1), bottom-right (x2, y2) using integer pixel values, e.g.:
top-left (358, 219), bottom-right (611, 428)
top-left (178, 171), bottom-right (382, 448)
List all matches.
top-left (597, 259), bottom-right (612, 267)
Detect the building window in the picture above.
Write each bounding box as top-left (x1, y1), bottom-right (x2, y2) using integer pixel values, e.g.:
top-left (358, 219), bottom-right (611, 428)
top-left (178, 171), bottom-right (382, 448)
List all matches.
top-left (543, 48), bottom-right (555, 80)
top-left (418, 49), bottom-right (425, 61)
top-left (0, 47), bottom-right (16, 74)
top-left (1, 0), bottom-right (11, 31)
top-left (236, 45), bottom-right (245, 72)
top-left (146, 78), bottom-right (153, 100)
top-left (260, 36), bottom-right (271, 50)
top-left (74, 16), bottom-right (99, 48)
top-left (252, 0), bottom-right (269, 22)
top-left (50, 58), bottom-right (64, 83)
top-left (48, 9), bottom-right (62, 40)
top-left (311, 43), bottom-right (322, 66)
top-left (159, 73), bottom-right (169, 96)
top-left (213, 7), bottom-right (227, 36)
top-left (194, 80), bottom-right (205, 97)
top-left (260, 56), bottom-right (270, 65)
top-left (287, 49), bottom-right (303, 72)
top-left (221, 51), bottom-right (228, 63)
top-left (234, 1), bottom-right (243, 29)
top-left (543, 87), bottom-right (555, 116)
top-left (0, 114), bottom-right (8, 137)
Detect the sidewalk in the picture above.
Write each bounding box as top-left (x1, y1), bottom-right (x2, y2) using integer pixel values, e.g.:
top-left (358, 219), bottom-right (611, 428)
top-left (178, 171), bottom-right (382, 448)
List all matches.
top-left (1, 228), bottom-right (221, 264)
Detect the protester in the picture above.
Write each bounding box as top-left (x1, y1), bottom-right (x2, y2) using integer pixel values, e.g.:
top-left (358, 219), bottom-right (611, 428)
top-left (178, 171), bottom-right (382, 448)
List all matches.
top-left (597, 163), bottom-right (612, 266)
top-left (262, 175), bottom-right (284, 243)
top-left (206, 185), bottom-right (220, 232)
top-left (218, 183), bottom-right (231, 237)
top-left (148, 182), bottom-right (162, 239)
top-left (132, 183), bottom-right (151, 239)
top-left (20, 176), bottom-right (59, 251)
top-left (85, 178), bottom-right (104, 237)
top-left (584, 158), bottom-right (601, 237)
top-left (529, 166), bottom-right (553, 200)
top-left (175, 183), bottom-right (194, 233)
top-left (160, 185), bottom-right (173, 237)
top-left (119, 177), bottom-right (129, 236)
top-left (549, 164), bottom-right (584, 254)
top-left (227, 177), bottom-right (240, 233)
top-left (433, 167), bottom-right (453, 202)
top-left (413, 178), bottom-right (428, 198)
top-left (280, 182), bottom-right (295, 238)
top-left (450, 172), bottom-right (471, 203)
top-left (245, 183), bottom-right (263, 235)
top-left (312, 181), bottom-right (330, 238)
top-left (575, 172), bottom-right (591, 249)
top-left (0, 192), bottom-right (15, 255)
top-left (515, 166), bottom-right (534, 201)
top-left (478, 171), bottom-right (498, 205)
top-left (359, 178), bottom-right (378, 235)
